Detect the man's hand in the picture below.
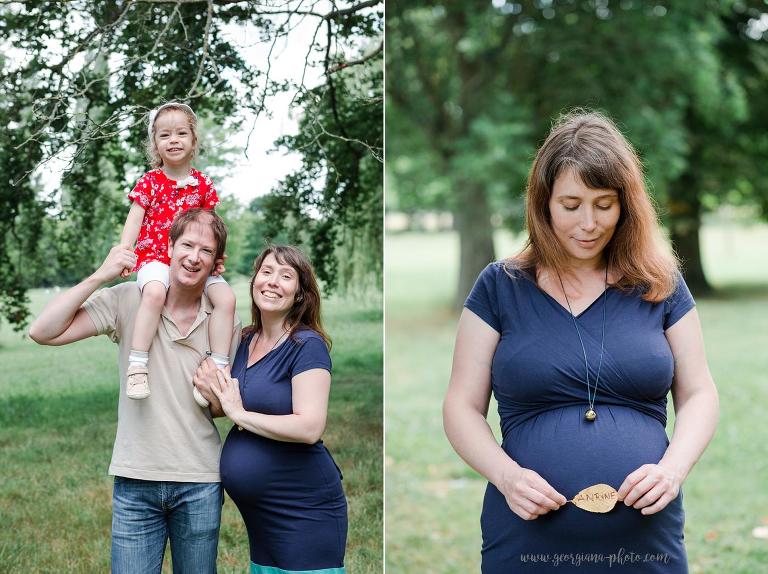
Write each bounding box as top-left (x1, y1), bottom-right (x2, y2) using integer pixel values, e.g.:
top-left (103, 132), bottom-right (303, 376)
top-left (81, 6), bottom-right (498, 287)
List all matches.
top-left (28, 245), bottom-right (133, 345)
top-left (193, 358), bottom-right (225, 415)
top-left (95, 245), bottom-right (137, 284)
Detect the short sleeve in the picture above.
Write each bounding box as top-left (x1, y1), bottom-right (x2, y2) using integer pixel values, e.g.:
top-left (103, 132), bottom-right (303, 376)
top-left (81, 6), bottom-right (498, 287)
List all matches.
top-left (82, 284), bottom-right (124, 343)
top-left (128, 172), bottom-right (153, 209)
top-left (663, 273), bottom-right (696, 330)
top-left (464, 263), bottom-right (501, 332)
top-left (202, 174), bottom-right (219, 209)
top-left (293, 336), bottom-right (332, 376)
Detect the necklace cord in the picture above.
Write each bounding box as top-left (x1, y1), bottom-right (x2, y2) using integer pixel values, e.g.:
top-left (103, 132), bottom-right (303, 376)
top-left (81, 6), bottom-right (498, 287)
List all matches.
top-left (241, 329), bottom-right (289, 387)
top-left (556, 268), bottom-right (608, 410)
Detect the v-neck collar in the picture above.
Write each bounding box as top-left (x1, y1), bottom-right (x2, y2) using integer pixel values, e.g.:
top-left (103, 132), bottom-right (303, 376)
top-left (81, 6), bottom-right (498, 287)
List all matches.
top-left (519, 271), bottom-right (610, 319)
top-left (242, 330), bottom-right (290, 369)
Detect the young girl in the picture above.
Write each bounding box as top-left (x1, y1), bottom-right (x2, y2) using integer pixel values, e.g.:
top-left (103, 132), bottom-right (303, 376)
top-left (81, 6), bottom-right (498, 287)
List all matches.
top-left (120, 102), bottom-right (236, 407)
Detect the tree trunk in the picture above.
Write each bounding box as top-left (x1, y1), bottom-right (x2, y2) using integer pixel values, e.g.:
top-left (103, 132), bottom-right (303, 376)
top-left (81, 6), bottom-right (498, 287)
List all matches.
top-left (668, 170), bottom-right (712, 295)
top-left (454, 181), bottom-right (496, 308)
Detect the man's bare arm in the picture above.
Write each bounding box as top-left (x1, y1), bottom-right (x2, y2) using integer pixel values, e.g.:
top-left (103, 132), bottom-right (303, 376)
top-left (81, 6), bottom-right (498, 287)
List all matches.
top-left (29, 245), bottom-right (137, 345)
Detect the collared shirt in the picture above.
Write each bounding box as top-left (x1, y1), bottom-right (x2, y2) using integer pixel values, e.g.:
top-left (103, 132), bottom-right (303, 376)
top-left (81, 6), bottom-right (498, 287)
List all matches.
top-left (84, 282), bottom-right (241, 482)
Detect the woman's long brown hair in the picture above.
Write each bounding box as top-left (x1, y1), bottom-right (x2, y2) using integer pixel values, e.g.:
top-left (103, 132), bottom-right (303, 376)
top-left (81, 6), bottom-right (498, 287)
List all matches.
top-left (244, 245), bottom-right (332, 349)
top-left (512, 110), bottom-right (678, 302)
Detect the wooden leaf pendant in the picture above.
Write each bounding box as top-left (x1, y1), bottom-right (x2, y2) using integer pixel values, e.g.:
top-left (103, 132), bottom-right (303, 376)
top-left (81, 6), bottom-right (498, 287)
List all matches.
top-left (570, 483), bottom-right (618, 513)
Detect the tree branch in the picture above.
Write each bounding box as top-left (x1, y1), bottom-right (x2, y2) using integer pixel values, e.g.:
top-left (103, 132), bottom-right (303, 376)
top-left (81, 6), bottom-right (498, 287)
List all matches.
top-left (132, 0), bottom-right (380, 20)
top-left (323, 0), bottom-right (380, 20)
top-left (188, 0), bottom-right (214, 97)
top-left (328, 38), bottom-right (382, 73)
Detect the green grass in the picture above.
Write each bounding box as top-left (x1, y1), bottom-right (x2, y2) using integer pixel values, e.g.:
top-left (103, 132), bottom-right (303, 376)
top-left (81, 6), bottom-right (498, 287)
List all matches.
top-left (0, 279), bottom-right (382, 573)
top-left (385, 226), bottom-right (768, 574)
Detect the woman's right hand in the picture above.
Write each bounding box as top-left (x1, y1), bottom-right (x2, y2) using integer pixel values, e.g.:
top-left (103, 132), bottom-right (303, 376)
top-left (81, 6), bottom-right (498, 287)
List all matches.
top-left (497, 463), bottom-right (567, 520)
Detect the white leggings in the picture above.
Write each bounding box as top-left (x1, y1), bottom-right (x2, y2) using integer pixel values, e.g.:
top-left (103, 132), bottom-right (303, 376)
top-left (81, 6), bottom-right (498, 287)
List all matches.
top-left (136, 261), bottom-right (226, 292)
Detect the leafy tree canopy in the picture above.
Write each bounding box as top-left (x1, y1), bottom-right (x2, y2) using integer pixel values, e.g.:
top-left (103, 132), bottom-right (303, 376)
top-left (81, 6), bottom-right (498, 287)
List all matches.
top-left (0, 0), bottom-right (382, 331)
top-left (387, 0), bottom-right (768, 301)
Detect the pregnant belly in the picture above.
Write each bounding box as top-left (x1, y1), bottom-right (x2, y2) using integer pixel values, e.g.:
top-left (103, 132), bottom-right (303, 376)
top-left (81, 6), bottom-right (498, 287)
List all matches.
top-left (220, 428), bottom-right (342, 507)
top-left (503, 404), bottom-right (670, 498)
top-left (483, 404), bottom-right (685, 562)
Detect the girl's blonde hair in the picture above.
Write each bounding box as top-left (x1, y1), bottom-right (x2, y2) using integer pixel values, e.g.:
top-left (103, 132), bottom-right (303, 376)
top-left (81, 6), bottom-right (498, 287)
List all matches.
top-left (512, 110), bottom-right (679, 302)
top-left (145, 102), bottom-right (199, 168)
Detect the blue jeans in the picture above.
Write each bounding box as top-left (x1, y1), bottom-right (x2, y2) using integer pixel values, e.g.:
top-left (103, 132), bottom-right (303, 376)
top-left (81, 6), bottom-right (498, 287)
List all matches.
top-left (111, 477), bottom-right (223, 574)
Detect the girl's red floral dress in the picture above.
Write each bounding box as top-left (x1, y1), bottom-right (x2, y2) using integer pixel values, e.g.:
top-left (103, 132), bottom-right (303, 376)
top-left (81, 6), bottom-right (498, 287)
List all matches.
top-left (128, 167), bottom-right (219, 271)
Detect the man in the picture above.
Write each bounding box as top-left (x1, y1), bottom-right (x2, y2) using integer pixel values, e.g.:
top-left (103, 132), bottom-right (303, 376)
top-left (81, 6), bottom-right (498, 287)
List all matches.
top-left (29, 208), bottom-right (239, 573)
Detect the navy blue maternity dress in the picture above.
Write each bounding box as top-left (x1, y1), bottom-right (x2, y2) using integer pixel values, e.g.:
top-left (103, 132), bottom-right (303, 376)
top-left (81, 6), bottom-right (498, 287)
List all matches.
top-left (219, 329), bottom-right (347, 574)
top-left (465, 262), bottom-right (695, 573)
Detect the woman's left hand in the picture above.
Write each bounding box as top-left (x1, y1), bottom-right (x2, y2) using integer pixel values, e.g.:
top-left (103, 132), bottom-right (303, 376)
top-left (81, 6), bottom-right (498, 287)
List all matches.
top-left (211, 369), bottom-right (245, 422)
top-left (618, 463), bottom-right (682, 515)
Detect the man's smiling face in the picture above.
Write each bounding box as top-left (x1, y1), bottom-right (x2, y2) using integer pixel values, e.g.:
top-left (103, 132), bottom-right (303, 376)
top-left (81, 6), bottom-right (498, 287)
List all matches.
top-left (167, 217), bottom-right (217, 289)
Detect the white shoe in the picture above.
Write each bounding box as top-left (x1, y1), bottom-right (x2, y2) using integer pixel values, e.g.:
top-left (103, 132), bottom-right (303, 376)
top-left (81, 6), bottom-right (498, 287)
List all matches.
top-left (193, 387), bottom-right (210, 408)
top-left (126, 365), bottom-right (150, 400)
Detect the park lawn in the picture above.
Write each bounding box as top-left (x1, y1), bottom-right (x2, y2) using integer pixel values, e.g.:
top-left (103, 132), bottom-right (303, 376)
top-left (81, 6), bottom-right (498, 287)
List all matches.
top-left (385, 227), bottom-right (768, 574)
top-left (0, 278), bottom-right (383, 574)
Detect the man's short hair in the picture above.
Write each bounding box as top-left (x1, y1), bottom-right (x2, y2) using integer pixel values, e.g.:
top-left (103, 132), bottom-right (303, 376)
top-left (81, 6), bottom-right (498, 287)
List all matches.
top-left (168, 208), bottom-right (227, 261)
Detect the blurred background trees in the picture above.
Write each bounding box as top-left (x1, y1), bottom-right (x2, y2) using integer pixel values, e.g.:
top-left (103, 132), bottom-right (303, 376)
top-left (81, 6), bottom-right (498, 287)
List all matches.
top-left (387, 0), bottom-right (768, 305)
top-left (1, 0), bottom-right (382, 331)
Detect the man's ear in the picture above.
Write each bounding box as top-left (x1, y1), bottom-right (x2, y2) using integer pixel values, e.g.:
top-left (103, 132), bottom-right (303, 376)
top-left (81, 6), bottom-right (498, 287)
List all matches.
top-left (168, 240), bottom-right (174, 260)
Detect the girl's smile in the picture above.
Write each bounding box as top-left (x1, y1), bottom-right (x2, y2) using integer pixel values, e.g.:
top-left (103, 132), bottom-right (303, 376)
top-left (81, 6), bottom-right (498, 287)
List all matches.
top-left (153, 110), bottom-right (195, 168)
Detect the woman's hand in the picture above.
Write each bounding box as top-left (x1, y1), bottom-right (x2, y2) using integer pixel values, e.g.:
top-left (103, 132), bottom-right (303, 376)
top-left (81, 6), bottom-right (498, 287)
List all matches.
top-left (193, 358), bottom-right (223, 409)
top-left (210, 369), bottom-right (246, 422)
top-left (497, 463), bottom-right (567, 520)
top-left (618, 463), bottom-right (682, 515)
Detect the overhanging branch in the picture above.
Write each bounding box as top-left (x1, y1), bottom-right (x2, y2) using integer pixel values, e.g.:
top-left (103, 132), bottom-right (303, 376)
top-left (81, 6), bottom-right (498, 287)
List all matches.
top-left (328, 38), bottom-right (382, 73)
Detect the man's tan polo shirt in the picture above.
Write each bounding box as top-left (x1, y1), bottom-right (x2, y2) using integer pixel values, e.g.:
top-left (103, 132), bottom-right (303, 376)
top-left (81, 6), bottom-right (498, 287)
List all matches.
top-left (84, 282), bottom-right (241, 482)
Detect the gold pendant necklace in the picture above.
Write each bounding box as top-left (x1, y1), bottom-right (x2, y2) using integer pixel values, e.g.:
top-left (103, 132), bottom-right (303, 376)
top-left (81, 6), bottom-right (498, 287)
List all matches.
top-left (557, 267), bottom-right (608, 422)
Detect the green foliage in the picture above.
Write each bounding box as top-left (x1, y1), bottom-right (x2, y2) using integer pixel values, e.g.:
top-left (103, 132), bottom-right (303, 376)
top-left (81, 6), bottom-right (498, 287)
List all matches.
top-left (260, 56), bottom-right (383, 293)
top-left (387, 0), bottom-right (768, 296)
top-left (0, 1), bottom-right (383, 330)
top-left (0, 1), bottom-right (250, 330)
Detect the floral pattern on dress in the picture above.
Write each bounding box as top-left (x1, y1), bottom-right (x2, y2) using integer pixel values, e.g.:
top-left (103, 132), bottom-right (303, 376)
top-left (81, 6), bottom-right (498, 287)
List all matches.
top-left (128, 167), bottom-right (219, 271)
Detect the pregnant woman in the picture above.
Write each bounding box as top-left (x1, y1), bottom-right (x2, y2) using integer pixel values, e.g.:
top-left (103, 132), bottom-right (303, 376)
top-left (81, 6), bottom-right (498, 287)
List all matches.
top-left (443, 111), bottom-right (719, 573)
top-left (206, 245), bottom-right (347, 574)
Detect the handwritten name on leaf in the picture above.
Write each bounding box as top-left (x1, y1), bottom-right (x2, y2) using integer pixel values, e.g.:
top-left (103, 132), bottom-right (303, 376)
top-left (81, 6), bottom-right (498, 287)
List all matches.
top-left (570, 483), bottom-right (618, 513)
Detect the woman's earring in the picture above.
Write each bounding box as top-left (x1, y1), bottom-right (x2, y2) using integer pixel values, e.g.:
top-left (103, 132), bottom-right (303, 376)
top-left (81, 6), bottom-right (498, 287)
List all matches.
top-left (296, 293), bottom-right (303, 302)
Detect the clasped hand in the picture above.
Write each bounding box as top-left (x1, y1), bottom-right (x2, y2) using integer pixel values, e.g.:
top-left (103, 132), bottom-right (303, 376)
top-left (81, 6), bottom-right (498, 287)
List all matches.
top-left (193, 359), bottom-right (245, 421)
top-left (211, 369), bottom-right (244, 421)
top-left (498, 465), bottom-right (567, 521)
top-left (500, 462), bottom-right (680, 520)
top-left (210, 369), bottom-right (245, 420)
top-left (617, 463), bottom-right (682, 515)
top-left (98, 245), bottom-right (137, 282)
